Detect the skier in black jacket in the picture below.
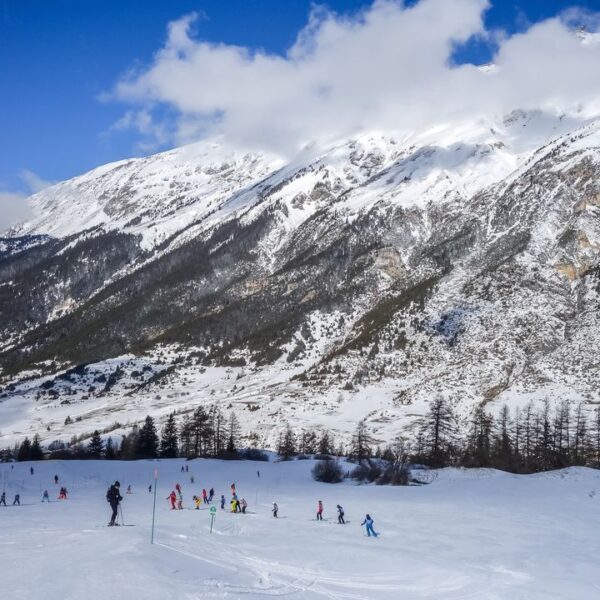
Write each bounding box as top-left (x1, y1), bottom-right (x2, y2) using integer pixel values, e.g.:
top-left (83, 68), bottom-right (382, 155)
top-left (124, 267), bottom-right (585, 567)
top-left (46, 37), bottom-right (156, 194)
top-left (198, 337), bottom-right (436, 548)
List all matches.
top-left (106, 481), bottom-right (122, 526)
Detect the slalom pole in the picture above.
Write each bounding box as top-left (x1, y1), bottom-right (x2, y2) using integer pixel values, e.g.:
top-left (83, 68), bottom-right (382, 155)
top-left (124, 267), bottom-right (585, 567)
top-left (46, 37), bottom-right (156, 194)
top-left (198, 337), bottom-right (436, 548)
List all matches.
top-left (151, 468), bottom-right (158, 544)
top-left (119, 503), bottom-right (125, 526)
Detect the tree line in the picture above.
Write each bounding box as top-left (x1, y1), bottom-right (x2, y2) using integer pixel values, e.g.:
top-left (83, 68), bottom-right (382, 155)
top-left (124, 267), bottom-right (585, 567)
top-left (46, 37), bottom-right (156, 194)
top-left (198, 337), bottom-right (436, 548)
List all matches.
top-left (3, 398), bottom-right (600, 474)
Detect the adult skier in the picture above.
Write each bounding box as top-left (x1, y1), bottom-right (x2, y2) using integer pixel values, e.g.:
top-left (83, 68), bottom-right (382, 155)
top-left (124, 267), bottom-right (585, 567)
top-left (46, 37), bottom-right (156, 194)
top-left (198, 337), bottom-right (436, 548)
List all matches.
top-left (272, 502), bottom-right (278, 518)
top-left (181, 466), bottom-right (185, 473)
top-left (0, 492), bottom-right (6, 506)
top-left (106, 481), bottom-right (122, 526)
top-left (42, 490), bottom-right (50, 503)
top-left (167, 490), bottom-right (177, 510)
top-left (208, 488), bottom-right (214, 503)
top-left (361, 514), bottom-right (378, 537)
top-left (202, 488), bottom-right (208, 504)
top-left (13, 494), bottom-right (20, 506)
top-left (337, 505), bottom-right (345, 524)
top-left (316, 500), bottom-right (324, 521)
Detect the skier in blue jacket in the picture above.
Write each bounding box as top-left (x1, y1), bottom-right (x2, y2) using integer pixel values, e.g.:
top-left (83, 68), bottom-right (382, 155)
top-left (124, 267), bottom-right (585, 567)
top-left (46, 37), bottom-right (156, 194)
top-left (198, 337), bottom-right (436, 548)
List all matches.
top-left (361, 514), bottom-right (378, 537)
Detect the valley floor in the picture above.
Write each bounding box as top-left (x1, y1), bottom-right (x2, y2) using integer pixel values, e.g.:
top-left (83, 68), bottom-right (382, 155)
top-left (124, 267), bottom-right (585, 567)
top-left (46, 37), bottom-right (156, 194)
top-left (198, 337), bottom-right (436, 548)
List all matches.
top-left (0, 459), bottom-right (599, 599)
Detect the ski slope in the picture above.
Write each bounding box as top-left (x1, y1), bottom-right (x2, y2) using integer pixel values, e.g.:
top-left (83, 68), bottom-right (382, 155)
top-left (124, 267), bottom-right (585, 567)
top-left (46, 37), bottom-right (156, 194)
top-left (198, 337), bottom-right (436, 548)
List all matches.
top-left (1, 458), bottom-right (599, 599)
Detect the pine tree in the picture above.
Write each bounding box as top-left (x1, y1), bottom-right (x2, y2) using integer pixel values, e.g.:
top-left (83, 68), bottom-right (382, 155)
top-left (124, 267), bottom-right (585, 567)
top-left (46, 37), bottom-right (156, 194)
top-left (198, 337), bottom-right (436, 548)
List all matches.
top-left (105, 437), bottom-right (116, 460)
top-left (30, 434), bottom-right (44, 461)
top-left (464, 405), bottom-right (492, 467)
top-left (135, 416), bottom-right (159, 459)
top-left (210, 405), bottom-right (227, 456)
top-left (17, 437), bottom-right (32, 461)
top-left (226, 413), bottom-right (241, 453)
top-left (350, 420), bottom-right (372, 463)
top-left (299, 430), bottom-right (317, 455)
top-left (160, 413), bottom-right (179, 458)
top-left (277, 423), bottom-right (297, 459)
top-left (317, 430), bottom-right (333, 456)
top-left (179, 416), bottom-right (193, 459)
top-left (491, 405), bottom-right (513, 470)
top-left (419, 396), bottom-right (457, 467)
top-left (87, 430), bottom-right (104, 458)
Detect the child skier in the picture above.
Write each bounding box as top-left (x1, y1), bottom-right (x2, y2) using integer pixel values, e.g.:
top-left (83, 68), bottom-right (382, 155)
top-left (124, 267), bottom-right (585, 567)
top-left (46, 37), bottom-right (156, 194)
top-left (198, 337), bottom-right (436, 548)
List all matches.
top-left (54, 475), bottom-right (59, 485)
top-left (361, 514), bottom-right (378, 537)
top-left (0, 492), bottom-right (6, 506)
top-left (42, 490), bottom-right (50, 503)
top-left (240, 498), bottom-right (247, 514)
top-left (316, 500), bottom-right (324, 521)
top-left (272, 502), bottom-right (278, 518)
top-left (126, 485), bottom-right (132, 494)
top-left (177, 490), bottom-right (183, 510)
top-left (220, 494), bottom-right (226, 509)
top-left (13, 494), bottom-right (20, 506)
top-left (209, 488), bottom-right (214, 503)
top-left (193, 495), bottom-right (201, 510)
top-left (167, 490), bottom-right (177, 510)
top-left (202, 488), bottom-right (208, 504)
top-left (175, 483), bottom-right (181, 494)
top-left (337, 504), bottom-right (345, 524)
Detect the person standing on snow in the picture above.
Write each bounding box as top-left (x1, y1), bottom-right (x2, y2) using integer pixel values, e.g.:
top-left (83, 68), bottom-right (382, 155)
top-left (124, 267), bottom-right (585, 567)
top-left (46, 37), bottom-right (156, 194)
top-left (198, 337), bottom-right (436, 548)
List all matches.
top-left (54, 475), bottom-right (59, 485)
top-left (316, 500), bottom-right (324, 521)
top-left (209, 488), bottom-right (214, 503)
top-left (240, 498), bottom-right (247, 514)
top-left (361, 514), bottom-right (378, 537)
top-left (337, 505), bottom-right (345, 524)
top-left (148, 485), bottom-right (152, 493)
top-left (167, 490), bottom-right (177, 510)
top-left (193, 495), bottom-right (201, 510)
top-left (220, 494), bottom-right (226, 510)
top-left (190, 475), bottom-right (194, 484)
top-left (272, 502), bottom-right (278, 518)
top-left (42, 490), bottom-right (50, 503)
top-left (126, 485), bottom-right (132, 494)
top-left (106, 481), bottom-right (122, 526)
top-left (13, 494), bottom-right (20, 506)
top-left (0, 492), bottom-right (6, 506)
top-left (30, 467), bottom-right (34, 475)
top-left (181, 466), bottom-right (185, 473)
top-left (202, 488), bottom-right (208, 504)
top-left (177, 490), bottom-right (183, 510)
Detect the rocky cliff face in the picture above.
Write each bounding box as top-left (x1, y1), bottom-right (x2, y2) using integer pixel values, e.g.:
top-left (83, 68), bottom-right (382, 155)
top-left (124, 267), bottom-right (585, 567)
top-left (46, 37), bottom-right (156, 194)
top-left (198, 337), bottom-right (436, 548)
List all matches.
top-left (1, 111), bottom-right (599, 448)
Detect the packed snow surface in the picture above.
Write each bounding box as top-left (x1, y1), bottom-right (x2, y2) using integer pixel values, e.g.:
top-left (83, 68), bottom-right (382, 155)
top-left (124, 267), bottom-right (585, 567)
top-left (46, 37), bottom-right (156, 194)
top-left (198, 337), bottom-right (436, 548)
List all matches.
top-left (1, 458), bottom-right (599, 599)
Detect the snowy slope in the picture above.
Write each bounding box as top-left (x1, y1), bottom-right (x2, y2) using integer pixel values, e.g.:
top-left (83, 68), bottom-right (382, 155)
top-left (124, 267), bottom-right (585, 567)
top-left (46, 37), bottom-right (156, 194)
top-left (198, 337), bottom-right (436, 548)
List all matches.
top-left (2, 110), bottom-right (600, 449)
top-left (1, 458), bottom-right (600, 599)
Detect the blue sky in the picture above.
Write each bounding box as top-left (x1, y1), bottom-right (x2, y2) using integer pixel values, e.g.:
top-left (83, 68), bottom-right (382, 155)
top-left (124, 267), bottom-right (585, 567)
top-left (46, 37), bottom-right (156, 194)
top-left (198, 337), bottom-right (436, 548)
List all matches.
top-left (1, 0), bottom-right (599, 195)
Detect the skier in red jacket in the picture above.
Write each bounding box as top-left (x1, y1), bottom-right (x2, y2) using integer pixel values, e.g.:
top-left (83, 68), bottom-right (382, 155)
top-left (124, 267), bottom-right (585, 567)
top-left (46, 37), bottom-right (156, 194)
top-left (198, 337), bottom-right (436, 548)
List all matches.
top-left (167, 490), bottom-right (177, 510)
top-left (316, 500), bottom-right (324, 521)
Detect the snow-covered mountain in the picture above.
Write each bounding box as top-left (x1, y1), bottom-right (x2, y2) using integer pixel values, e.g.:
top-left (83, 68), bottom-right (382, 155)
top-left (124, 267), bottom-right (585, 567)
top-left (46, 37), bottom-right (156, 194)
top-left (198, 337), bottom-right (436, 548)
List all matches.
top-left (1, 109), bottom-right (600, 449)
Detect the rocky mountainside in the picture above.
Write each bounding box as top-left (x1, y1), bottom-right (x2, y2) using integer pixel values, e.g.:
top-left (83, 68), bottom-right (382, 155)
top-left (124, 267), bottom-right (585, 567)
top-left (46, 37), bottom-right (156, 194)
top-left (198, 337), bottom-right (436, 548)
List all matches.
top-left (1, 110), bottom-right (599, 449)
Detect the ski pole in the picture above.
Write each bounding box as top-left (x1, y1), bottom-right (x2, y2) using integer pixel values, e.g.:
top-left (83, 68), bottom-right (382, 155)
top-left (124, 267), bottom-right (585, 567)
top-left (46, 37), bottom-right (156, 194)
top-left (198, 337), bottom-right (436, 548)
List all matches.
top-left (151, 468), bottom-right (158, 544)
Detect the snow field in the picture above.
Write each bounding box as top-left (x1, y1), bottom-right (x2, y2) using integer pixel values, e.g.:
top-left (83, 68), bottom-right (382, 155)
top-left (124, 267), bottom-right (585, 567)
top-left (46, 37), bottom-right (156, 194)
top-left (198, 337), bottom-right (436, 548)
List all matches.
top-left (1, 459), bottom-right (599, 599)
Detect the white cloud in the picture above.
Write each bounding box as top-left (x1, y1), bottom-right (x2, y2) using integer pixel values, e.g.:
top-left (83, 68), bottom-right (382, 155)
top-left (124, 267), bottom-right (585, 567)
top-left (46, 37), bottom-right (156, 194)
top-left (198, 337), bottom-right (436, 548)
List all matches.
top-left (111, 0), bottom-right (600, 155)
top-left (0, 170), bottom-right (55, 234)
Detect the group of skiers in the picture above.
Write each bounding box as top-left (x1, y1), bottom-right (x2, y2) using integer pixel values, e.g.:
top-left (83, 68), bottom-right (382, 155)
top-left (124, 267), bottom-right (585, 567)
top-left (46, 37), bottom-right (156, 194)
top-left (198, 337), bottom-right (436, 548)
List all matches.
top-left (0, 492), bottom-right (20, 506)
